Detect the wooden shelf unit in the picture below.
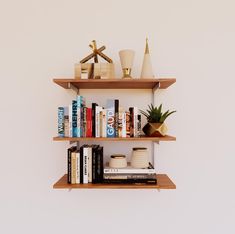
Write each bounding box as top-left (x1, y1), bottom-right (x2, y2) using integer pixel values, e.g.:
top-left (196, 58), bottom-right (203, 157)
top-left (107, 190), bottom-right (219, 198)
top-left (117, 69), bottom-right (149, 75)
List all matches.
top-left (53, 135), bottom-right (176, 142)
top-left (53, 174), bottom-right (176, 189)
top-left (53, 77), bottom-right (176, 190)
top-left (53, 78), bottom-right (176, 90)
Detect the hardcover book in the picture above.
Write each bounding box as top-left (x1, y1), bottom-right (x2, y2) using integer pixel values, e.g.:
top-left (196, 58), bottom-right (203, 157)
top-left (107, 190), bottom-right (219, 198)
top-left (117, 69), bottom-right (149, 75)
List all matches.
top-left (92, 103), bottom-right (98, 137)
top-left (58, 107), bottom-right (64, 137)
top-left (106, 99), bottom-right (115, 138)
top-left (72, 100), bottom-right (77, 137)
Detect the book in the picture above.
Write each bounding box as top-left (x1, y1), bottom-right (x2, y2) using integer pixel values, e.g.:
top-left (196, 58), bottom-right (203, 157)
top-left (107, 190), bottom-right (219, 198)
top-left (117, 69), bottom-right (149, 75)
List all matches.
top-left (71, 150), bottom-right (77, 184)
top-left (118, 108), bottom-right (126, 137)
top-left (104, 174), bottom-right (156, 180)
top-left (125, 111), bottom-right (131, 137)
top-left (106, 99), bottom-right (115, 138)
top-left (76, 96), bottom-right (83, 137)
top-left (104, 162), bottom-right (155, 174)
top-left (96, 146), bottom-right (104, 183)
top-left (87, 146), bottom-right (92, 183)
top-left (91, 145), bottom-right (99, 183)
top-left (92, 103), bottom-right (98, 137)
top-left (69, 104), bottom-right (73, 137)
top-left (103, 178), bottom-right (157, 184)
top-left (95, 106), bottom-right (103, 137)
top-left (64, 107), bottom-right (69, 137)
top-left (86, 107), bottom-right (92, 137)
top-left (58, 107), bottom-right (64, 137)
top-left (72, 100), bottom-right (77, 137)
top-left (133, 107), bottom-right (138, 137)
top-left (83, 146), bottom-right (89, 183)
top-left (101, 109), bottom-right (107, 137)
top-left (79, 144), bottom-right (88, 184)
top-left (75, 150), bottom-right (80, 183)
top-left (114, 99), bottom-right (119, 137)
top-left (67, 146), bottom-right (76, 184)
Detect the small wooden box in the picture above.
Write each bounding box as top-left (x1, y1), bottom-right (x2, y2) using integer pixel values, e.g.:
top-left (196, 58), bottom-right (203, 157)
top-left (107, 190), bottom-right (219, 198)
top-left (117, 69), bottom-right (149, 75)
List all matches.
top-left (75, 63), bottom-right (115, 79)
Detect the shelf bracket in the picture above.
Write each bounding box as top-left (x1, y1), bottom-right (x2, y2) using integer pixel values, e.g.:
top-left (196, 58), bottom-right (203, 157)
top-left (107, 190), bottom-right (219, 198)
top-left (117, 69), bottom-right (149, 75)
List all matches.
top-left (68, 82), bottom-right (79, 94)
top-left (152, 82), bottom-right (161, 93)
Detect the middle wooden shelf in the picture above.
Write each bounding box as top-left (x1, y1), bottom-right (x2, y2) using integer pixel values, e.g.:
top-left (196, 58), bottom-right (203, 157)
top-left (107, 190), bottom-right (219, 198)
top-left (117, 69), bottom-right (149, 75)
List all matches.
top-left (53, 135), bottom-right (176, 142)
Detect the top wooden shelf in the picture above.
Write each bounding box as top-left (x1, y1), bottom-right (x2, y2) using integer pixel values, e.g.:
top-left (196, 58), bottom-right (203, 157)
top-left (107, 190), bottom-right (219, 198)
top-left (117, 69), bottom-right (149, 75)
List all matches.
top-left (53, 78), bottom-right (176, 90)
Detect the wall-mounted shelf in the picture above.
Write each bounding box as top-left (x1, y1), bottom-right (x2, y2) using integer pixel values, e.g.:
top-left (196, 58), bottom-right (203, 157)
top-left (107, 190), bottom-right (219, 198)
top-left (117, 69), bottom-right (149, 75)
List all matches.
top-left (53, 135), bottom-right (176, 142)
top-left (53, 174), bottom-right (176, 189)
top-left (53, 78), bottom-right (176, 90)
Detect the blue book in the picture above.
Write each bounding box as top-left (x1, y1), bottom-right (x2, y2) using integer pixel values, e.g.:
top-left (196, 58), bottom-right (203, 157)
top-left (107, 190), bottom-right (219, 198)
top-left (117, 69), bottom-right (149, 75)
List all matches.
top-left (72, 100), bottom-right (77, 137)
top-left (106, 99), bottom-right (115, 138)
top-left (58, 107), bottom-right (64, 137)
top-left (76, 96), bottom-right (83, 137)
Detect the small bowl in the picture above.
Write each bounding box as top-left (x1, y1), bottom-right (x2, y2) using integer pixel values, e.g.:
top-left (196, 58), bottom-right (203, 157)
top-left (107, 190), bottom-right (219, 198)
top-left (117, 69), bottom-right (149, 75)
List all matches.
top-left (109, 154), bottom-right (127, 168)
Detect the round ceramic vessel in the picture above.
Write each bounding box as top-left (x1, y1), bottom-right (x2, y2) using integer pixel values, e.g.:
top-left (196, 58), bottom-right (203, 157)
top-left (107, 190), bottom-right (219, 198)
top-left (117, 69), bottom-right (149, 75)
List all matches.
top-left (131, 147), bottom-right (149, 168)
top-left (109, 154), bottom-right (127, 168)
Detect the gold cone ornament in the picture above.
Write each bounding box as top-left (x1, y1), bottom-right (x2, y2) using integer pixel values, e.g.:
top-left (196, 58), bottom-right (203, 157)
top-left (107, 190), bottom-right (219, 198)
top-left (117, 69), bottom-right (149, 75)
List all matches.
top-left (140, 38), bottom-right (154, 78)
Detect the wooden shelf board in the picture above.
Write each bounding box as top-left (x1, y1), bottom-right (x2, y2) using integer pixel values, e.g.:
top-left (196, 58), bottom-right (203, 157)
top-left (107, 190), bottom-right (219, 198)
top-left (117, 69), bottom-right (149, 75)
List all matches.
top-left (53, 135), bottom-right (176, 142)
top-left (53, 78), bottom-right (176, 90)
top-left (53, 174), bottom-right (176, 189)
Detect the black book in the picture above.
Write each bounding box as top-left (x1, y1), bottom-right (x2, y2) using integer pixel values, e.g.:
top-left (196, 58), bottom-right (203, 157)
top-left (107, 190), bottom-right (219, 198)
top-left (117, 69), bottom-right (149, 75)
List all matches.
top-left (67, 146), bottom-right (76, 184)
top-left (114, 99), bottom-right (119, 137)
top-left (103, 178), bottom-right (157, 184)
top-left (91, 144), bottom-right (99, 183)
top-left (92, 103), bottom-right (98, 137)
top-left (96, 146), bottom-right (104, 183)
top-left (129, 107), bottom-right (134, 137)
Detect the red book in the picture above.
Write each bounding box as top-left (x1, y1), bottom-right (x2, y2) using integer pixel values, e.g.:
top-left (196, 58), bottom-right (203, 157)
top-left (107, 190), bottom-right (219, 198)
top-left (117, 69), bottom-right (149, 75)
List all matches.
top-left (86, 108), bottom-right (92, 137)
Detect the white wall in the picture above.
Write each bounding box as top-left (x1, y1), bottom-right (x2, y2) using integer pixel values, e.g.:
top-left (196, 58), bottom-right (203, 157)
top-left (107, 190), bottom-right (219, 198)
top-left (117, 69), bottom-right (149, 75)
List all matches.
top-left (1, 0), bottom-right (235, 233)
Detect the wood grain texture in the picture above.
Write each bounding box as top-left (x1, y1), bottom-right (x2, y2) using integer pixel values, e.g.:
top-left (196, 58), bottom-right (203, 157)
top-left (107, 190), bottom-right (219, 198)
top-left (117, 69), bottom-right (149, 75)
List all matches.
top-left (53, 174), bottom-right (176, 189)
top-left (53, 78), bottom-right (176, 90)
top-left (53, 135), bottom-right (176, 142)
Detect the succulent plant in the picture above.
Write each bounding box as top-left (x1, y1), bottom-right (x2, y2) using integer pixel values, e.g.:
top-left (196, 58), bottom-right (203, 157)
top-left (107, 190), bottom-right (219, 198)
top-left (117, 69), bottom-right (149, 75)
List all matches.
top-left (140, 104), bottom-right (176, 123)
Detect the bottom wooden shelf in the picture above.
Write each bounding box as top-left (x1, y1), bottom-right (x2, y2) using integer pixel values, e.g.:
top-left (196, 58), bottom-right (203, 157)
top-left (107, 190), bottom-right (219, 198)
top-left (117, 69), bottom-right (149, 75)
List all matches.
top-left (53, 174), bottom-right (176, 189)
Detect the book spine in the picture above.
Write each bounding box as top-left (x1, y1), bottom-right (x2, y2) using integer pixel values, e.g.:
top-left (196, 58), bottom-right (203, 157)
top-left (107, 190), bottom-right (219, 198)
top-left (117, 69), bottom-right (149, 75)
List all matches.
top-left (64, 107), bottom-right (69, 137)
top-left (83, 147), bottom-right (88, 183)
top-left (129, 107), bottom-right (134, 137)
top-left (71, 151), bottom-right (76, 184)
top-left (104, 174), bottom-right (156, 179)
top-left (95, 106), bottom-right (102, 137)
top-left (104, 168), bottom-right (155, 174)
top-left (72, 100), bottom-right (77, 137)
top-left (114, 99), bottom-right (119, 137)
top-left (137, 114), bottom-right (141, 137)
top-left (133, 107), bottom-right (138, 137)
top-left (67, 148), bottom-right (71, 184)
top-left (83, 107), bottom-right (87, 137)
top-left (69, 104), bottom-right (73, 137)
top-left (76, 96), bottom-right (82, 137)
top-left (76, 151), bottom-right (80, 183)
top-left (126, 111), bottom-right (130, 138)
top-left (106, 99), bottom-right (115, 138)
top-left (102, 109), bottom-right (107, 137)
top-left (92, 103), bottom-right (98, 137)
top-left (97, 147), bottom-right (104, 183)
top-left (88, 147), bottom-right (92, 183)
top-left (58, 107), bottom-right (64, 137)
top-left (92, 146), bottom-right (97, 183)
top-left (80, 146), bottom-right (83, 184)
top-left (103, 178), bottom-right (157, 184)
top-left (122, 112), bottom-right (126, 137)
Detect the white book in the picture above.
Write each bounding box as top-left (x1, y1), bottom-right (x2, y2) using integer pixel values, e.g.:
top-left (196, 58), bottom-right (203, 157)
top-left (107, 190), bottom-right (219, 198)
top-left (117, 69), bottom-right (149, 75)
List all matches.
top-left (133, 107), bottom-right (138, 137)
top-left (88, 147), bottom-right (92, 183)
top-left (122, 112), bottom-right (126, 137)
top-left (95, 106), bottom-right (103, 137)
top-left (76, 151), bottom-right (80, 184)
top-left (102, 109), bottom-right (107, 137)
top-left (83, 147), bottom-right (88, 183)
top-left (69, 104), bottom-right (73, 137)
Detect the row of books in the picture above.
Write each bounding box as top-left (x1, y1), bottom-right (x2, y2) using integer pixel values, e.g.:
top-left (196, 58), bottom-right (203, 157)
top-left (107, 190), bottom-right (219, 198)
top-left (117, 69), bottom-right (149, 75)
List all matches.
top-left (58, 96), bottom-right (141, 138)
top-left (103, 162), bottom-right (157, 184)
top-left (67, 145), bottom-right (103, 184)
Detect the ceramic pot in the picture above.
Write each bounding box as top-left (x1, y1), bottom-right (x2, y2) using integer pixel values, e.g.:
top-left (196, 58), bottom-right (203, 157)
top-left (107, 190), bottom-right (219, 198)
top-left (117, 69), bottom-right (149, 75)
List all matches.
top-left (142, 122), bottom-right (168, 137)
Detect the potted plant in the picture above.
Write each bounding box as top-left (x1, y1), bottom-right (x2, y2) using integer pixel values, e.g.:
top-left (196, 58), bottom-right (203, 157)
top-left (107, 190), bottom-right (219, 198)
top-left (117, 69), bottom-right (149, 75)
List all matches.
top-left (140, 104), bottom-right (176, 137)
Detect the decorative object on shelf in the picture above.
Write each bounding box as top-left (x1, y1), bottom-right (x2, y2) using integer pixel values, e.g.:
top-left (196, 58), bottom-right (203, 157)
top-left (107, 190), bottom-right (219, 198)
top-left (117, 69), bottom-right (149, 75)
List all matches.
top-left (140, 104), bottom-right (176, 137)
top-left (75, 40), bottom-right (115, 79)
top-left (119, 49), bottom-right (135, 79)
top-left (109, 154), bottom-right (127, 168)
top-left (141, 38), bottom-right (154, 78)
top-left (131, 147), bottom-right (149, 168)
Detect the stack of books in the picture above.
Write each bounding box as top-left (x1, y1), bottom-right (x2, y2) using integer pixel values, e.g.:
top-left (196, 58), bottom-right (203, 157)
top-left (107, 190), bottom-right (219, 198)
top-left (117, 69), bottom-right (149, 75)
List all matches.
top-left (103, 163), bottom-right (157, 184)
top-left (67, 144), bottom-right (103, 184)
top-left (58, 96), bottom-right (141, 138)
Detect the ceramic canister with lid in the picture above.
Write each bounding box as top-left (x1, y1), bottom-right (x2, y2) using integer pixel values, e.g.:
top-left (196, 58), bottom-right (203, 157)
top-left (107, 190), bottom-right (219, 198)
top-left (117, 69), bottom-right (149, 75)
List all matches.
top-left (131, 147), bottom-right (149, 168)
